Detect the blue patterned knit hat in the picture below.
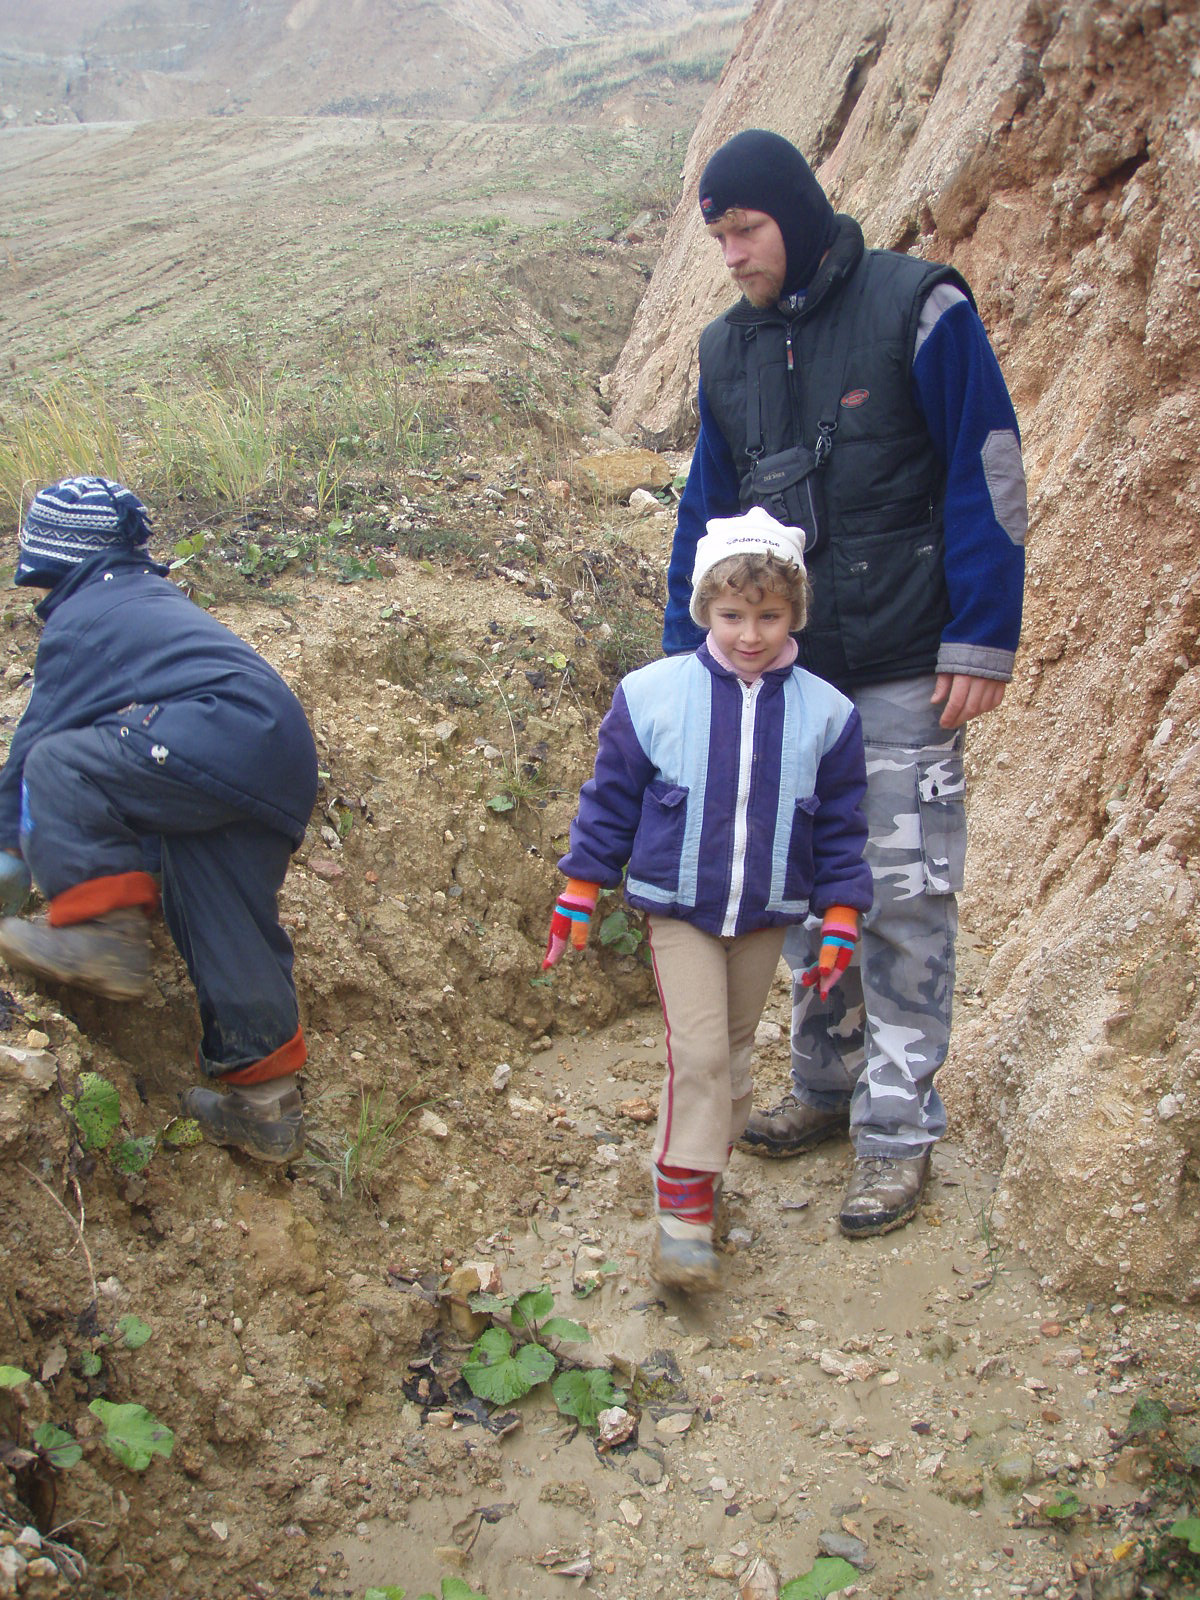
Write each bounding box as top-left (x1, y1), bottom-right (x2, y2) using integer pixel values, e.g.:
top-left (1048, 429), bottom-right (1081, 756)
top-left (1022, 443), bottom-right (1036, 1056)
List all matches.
top-left (17, 476), bottom-right (153, 588)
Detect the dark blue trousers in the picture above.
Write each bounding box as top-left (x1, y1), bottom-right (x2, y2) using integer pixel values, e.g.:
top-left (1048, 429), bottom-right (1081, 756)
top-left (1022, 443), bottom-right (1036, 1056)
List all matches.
top-left (20, 725), bottom-right (301, 1075)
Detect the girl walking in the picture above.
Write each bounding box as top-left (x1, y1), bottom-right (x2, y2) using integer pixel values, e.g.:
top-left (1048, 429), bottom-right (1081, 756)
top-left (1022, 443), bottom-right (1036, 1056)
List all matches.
top-left (544, 507), bottom-right (872, 1292)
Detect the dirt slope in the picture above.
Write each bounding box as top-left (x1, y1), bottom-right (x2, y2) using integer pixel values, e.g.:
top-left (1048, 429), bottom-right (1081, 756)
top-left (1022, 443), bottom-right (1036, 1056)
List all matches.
top-left (609, 0), bottom-right (1200, 1304)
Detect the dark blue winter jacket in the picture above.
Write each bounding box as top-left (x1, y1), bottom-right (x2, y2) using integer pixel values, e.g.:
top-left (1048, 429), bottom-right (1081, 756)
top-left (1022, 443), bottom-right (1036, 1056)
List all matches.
top-left (0, 550), bottom-right (318, 850)
top-left (559, 643), bottom-right (872, 939)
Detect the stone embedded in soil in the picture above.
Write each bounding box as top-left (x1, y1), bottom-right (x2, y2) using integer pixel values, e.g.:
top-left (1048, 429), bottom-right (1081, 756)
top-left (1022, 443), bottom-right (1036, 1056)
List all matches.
top-left (818, 1528), bottom-right (870, 1566)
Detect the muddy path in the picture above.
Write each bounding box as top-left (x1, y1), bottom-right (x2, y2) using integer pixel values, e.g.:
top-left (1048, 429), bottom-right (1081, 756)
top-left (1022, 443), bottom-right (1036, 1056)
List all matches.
top-left (316, 988), bottom-right (1195, 1600)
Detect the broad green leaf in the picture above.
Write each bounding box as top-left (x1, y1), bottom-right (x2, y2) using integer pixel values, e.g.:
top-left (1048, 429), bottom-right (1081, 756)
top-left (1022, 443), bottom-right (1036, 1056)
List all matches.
top-left (511, 1286), bottom-right (554, 1328)
top-left (65, 1073), bottom-right (120, 1150)
top-left (514, 1342), bottom-right (555, 1386)
top-left (485, 793), bottom-right (514, 813)
top-left (0, 1366), bottom-right (30, 1388)
top-left (1043, 1490), bottom-right (1083, 1520)
top-left (1169, 1517), bottom-right (1200, 1553)
top-left (79, 1352), bottom-right (103, 1377)
top-left (32, 1421), bottom-right (81, 1469)
top-left (546, 651), bottom-right (568, 671)
top-left (364, 1588), bottom-right (406, 1600)
top-left (462, 1327), bottom-right (555, 1405)
top-left (540, 1317), bottom-right (591, 1344)
top-left (116, 1314), bottom-right (152, 1350)
top-left (462, 1328), bottom-right (524, 1403)
top-left (89, 1399), bottom-right (174, 1471)
top-left (780, 1558), bottom-right (860, 1599)
top-left (440, 1581), bottom-right (487, 1600)
top-left (161, 1116), bottom-right (204, 1148)
top-left (111, 1135), bottom-right (157, 1175)
top-left (551, 1368), bottom-right (625, 1430)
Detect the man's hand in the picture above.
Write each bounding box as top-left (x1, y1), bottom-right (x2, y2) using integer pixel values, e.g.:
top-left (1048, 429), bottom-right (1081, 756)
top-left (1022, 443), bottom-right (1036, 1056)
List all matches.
top-left (0, 851), bottom-right (31, 917)
top-left (931, 673), bottom-right (1006, 729)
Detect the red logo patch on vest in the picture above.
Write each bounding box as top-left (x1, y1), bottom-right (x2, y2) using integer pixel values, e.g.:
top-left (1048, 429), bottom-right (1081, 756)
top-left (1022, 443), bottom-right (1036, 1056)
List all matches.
top-left (840, 388), bottom-right (870, 408)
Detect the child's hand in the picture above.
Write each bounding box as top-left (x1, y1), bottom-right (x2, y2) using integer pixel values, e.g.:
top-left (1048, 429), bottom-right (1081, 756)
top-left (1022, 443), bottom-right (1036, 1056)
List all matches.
top-left (800, 905), bottom-right (859, 1000)
top-left (542, 879), bottom-right (600, 970)
top-left (0, 851), bottom-right (31, 918)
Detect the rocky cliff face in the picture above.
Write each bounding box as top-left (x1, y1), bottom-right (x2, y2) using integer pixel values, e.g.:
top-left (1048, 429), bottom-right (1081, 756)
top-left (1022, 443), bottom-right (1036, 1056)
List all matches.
top-left (612, 0), bottom-right (1200, 1301)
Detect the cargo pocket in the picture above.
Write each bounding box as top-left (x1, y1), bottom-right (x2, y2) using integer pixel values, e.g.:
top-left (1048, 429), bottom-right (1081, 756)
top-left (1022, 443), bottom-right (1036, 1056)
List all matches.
top-left (832, 522), bottom-right (948, 674)
top-left (782, 793), bottom-right (821, 903)
top-left (916, 749), bottom-right (966, 895)
top-left (628, 780), bottom-right (688, 895)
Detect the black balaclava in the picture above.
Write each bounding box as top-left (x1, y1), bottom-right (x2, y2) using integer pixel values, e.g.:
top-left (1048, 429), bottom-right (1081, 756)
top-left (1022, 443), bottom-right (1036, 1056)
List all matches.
top-left (698, 128), bottom-right (839, 295)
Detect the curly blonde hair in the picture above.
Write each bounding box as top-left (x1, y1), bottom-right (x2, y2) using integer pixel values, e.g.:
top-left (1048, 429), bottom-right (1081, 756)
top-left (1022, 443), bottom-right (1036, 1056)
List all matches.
top-left (693, 551), bottom-right (810, 632)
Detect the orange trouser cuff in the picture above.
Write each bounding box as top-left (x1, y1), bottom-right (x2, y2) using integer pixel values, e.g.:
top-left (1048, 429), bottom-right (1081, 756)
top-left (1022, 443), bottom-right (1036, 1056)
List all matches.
top-left (47, 871), bottom-right (160, 927)
top-left (219, 1026), bottom-right (307, 1086)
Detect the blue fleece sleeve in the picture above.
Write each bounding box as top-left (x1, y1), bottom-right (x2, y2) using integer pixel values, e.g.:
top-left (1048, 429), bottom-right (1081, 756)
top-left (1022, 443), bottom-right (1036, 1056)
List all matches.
top-left (809, 708), bottom-right (873, 915)
top-left (663, 381), bottom-right (741, 655)
top-left (558, 684), bottom-right (657, 887)
top-left (911, 297), bottom-right (1027, 679)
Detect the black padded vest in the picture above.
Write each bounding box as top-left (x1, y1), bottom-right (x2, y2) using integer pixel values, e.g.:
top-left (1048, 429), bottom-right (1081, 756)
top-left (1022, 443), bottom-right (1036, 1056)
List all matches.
top-left (699, 216), bottom-right (972, 690)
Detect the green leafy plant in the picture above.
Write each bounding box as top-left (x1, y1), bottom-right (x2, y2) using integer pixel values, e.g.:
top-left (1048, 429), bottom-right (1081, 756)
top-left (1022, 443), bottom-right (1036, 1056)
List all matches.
top-left (1169, 1517), bottom-right (1200, 1554)
top-left (597, 906), bottom-right (643, 958)
top-left (780, 1557), bottom-right (859, 1599)
top-left (1042, 1489), bottom-right (1084, 1522)
top-left (88, 1399), bottom-right (174, 1472)
top-left (550, 1367), bottom-right (624, 1429)
top-left (460, 1284), bottom-right (625, 1430)
top-left (365, 1580), bottom-right (486, 1600)
top-left (0, 1365), bottom-right (82, 1480)
top-left (62, 1071), bottom-right (197, 1176)
top-left (115, 1315), bottom-right (152, 1351)
top-left (461, 1328), bottom-right (555, 1405)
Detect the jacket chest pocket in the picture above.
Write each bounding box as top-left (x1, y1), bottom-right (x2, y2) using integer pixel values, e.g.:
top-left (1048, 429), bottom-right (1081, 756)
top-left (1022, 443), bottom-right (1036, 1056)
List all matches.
top-left (628, 781), bottom-right (688, 893)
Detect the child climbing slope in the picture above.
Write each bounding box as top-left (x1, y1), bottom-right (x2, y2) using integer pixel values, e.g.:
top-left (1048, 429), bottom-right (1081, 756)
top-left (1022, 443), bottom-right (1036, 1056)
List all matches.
top-left (543, 507), bottom-right (872, 1292)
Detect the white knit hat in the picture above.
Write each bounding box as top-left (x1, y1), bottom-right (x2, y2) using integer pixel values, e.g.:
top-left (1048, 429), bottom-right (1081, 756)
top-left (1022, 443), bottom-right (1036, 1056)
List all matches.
top-left (689, 505), bottom-right (808, 625)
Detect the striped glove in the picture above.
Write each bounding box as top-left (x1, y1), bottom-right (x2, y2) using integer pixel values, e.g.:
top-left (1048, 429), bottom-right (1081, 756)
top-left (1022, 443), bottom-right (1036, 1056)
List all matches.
top-left (800, 905), bottom-right (860, 1000)
top-left (542, 879), bottom-right (600, 970)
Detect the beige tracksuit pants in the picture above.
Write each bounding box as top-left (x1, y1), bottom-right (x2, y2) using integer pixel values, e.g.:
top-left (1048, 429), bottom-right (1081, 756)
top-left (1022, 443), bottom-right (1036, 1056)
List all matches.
top-left (647, 914), bottom-right (787, 1174)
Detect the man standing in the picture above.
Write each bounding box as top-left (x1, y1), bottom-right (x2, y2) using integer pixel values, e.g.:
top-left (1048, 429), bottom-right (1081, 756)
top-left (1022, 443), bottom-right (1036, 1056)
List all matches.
top-left (663, 129), bottom-right (1026, 1237)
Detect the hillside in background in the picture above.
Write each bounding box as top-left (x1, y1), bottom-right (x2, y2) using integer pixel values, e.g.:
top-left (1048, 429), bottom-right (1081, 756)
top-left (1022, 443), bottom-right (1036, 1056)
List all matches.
top-left (0, 0), bottom-right (745, 123)
top-left (611, 0), bottom-right (1200, 1302)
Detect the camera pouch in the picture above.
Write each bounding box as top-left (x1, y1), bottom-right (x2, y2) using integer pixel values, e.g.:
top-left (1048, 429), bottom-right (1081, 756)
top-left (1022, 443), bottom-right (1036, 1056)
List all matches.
top-left (741, 443), bottom-right (826, 553)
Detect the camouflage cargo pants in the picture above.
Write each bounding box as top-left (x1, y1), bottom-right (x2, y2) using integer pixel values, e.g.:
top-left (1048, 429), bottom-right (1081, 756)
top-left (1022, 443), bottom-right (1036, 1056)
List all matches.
top-left (782, 675), bottom-right (967, 1158)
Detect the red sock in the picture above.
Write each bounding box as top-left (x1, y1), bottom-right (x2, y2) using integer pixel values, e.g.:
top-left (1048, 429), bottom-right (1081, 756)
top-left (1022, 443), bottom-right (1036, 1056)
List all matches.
top-left (655, 1164), bottom-right (715, 1225)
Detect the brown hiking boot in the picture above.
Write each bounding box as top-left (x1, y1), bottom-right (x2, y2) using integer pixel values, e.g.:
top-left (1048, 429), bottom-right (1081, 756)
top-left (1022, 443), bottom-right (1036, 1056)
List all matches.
top-left (736, 1093), bottom-right (849, 1158)
top-left (0, 908), bottom-right (150, 1000)
top-left (182, 1077), bottom-right (304, 1165)
top-left (839, 1151), bottom-right (932, 1237)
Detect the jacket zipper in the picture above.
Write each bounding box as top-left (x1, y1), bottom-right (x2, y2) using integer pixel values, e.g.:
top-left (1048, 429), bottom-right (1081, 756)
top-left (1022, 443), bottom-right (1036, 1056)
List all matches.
top-left (722, 677), bottom-right (762, 937)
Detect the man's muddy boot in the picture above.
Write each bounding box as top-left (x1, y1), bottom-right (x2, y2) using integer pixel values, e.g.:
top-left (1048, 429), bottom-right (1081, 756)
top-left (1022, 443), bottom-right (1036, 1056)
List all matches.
top-left (0, 908), bottom-right (150, 1000)
top-left (736, 1092), bottom-right (849, 1158)
top-left (182, 1075), bottom-right (304, 1164)
top-left (839, 1150), bottom-right (931, 1237)
top-left (651, 1165), bottom-right (720, 1294)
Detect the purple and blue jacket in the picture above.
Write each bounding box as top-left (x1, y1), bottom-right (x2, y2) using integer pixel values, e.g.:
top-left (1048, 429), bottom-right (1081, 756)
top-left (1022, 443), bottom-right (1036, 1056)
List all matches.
top-left (559, 642), bottom-right (872, 938)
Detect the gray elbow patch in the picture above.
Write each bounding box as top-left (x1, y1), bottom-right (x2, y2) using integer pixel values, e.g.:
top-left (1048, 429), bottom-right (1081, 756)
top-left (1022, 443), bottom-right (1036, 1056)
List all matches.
top-left (981, 428), bottom-right (1028, 546)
